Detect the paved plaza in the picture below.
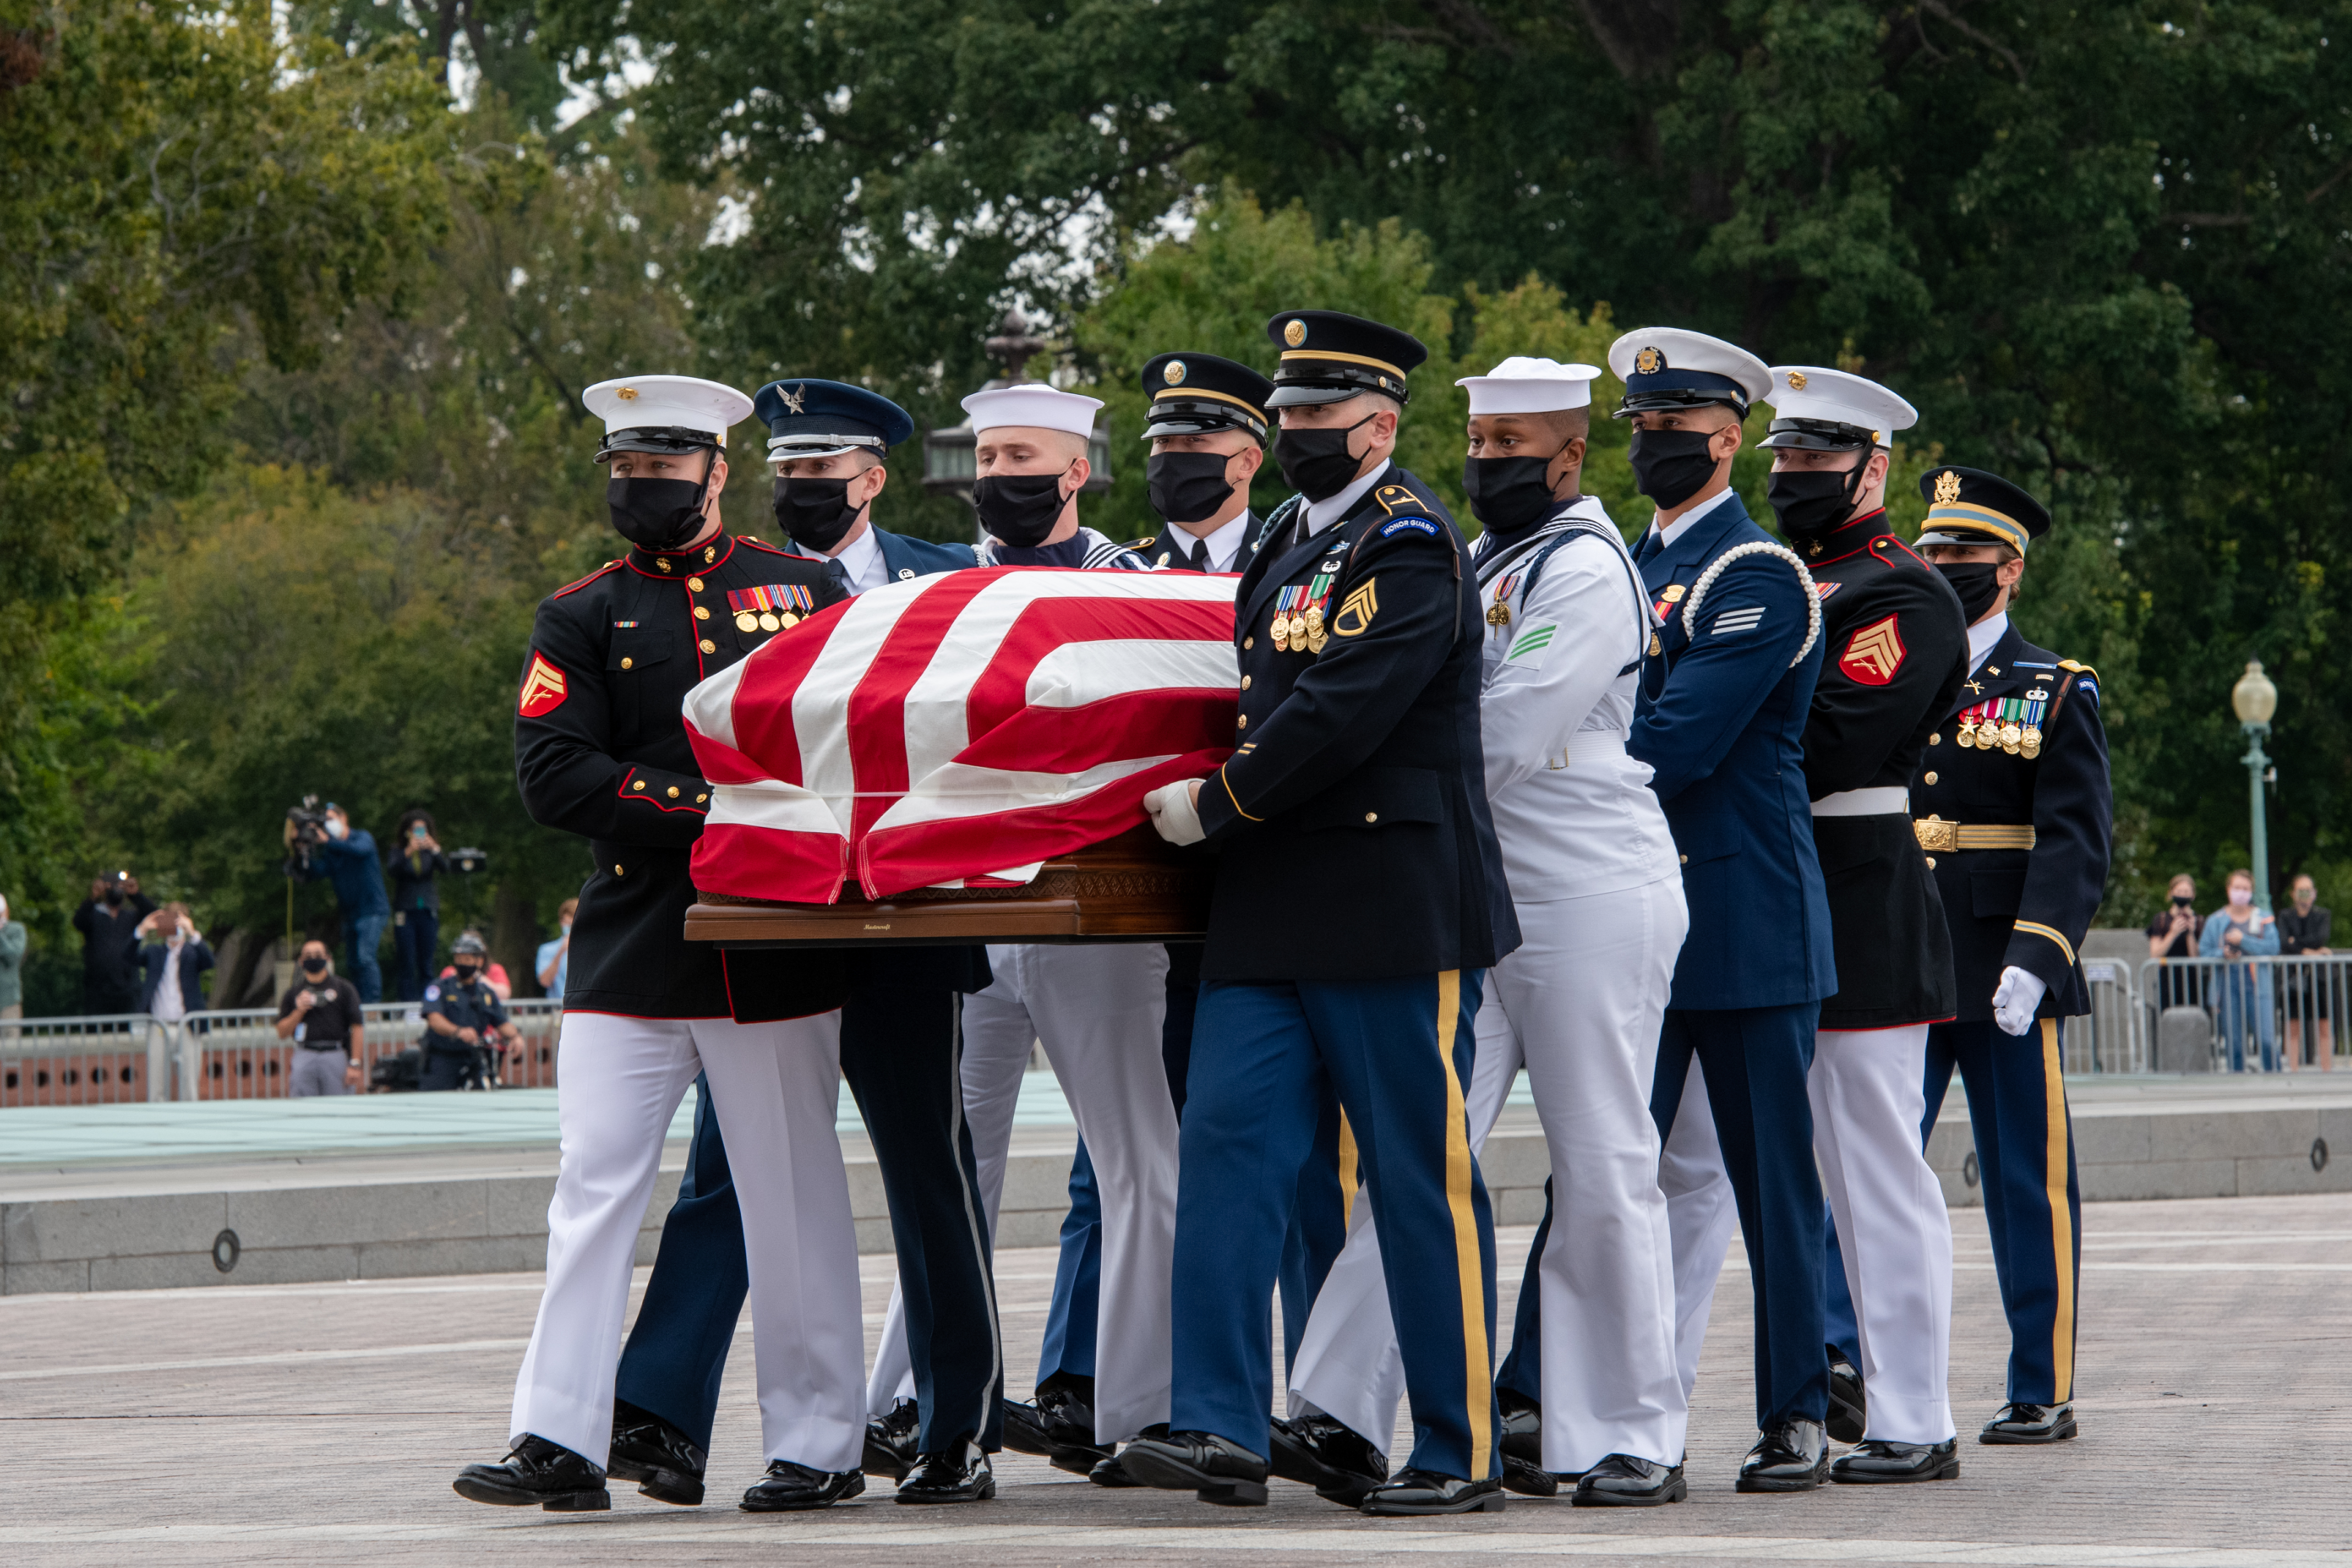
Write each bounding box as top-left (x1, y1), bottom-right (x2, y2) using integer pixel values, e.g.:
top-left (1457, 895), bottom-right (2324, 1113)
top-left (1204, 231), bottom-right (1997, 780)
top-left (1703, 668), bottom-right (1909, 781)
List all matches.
top-left (5, 1190), bottom-right (2349, 1565)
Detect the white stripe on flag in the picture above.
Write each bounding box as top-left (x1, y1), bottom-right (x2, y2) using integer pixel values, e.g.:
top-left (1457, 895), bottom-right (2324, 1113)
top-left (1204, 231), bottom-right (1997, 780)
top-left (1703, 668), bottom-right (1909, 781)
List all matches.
top-left (682, 655), bottom-right (752, 752)
top-left (870, 754), bottom-right (1184, 834)
top-left (1025, 638), bottom-right (1238, 707)
top-left (705, 777), bottom-right (852, 837)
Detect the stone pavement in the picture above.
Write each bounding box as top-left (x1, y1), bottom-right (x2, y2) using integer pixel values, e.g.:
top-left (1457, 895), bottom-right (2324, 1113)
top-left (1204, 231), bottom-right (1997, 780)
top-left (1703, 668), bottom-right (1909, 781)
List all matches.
top-left (2, 1193), bottom-right (2348, 1567)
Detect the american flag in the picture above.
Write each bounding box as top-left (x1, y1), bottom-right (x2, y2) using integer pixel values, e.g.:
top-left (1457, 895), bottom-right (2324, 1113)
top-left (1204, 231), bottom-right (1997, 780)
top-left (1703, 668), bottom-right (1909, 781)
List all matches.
top-left (683, 567), bottom-right (1240, 902)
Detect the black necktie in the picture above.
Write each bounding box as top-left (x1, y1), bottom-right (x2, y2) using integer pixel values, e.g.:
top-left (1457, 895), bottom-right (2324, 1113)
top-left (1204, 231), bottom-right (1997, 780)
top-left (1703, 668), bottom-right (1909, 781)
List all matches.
top-left (1634, 527), bottom-right (1663, 566)
top-left (1185, 536), bottom-right (1212, 573)
top-left (823, 558), bottom-right (850, 599)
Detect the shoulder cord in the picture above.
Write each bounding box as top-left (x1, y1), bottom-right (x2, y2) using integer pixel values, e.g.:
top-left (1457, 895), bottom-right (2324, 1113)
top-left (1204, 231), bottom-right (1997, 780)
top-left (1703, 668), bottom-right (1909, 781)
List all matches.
top-left (1253, 494), bottom-right (1304, 556)
top-left (1678, 540), bottom-right (1823, 668)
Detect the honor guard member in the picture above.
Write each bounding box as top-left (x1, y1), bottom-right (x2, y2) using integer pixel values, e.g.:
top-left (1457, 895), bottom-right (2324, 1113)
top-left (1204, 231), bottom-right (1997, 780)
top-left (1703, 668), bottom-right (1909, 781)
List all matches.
top-left (966, 382), bottom-right (1151, 569)
top-left (457, 375), bottom-right (867, 1513)
top-left (1281, 357), bottom-right (1692, 1508)
top-left (1125, 352), bottom-right (1274, 573)
top-left (1755, 367), bottom-right (1970, 1483)
top-left (1574, 327), bottom-right (1843, 1493)
top-left (419, 932), bottom-right (520, 1090)
top-left (1124, 308), bottom-right (1519, 1517)
top-left (1910, 467), bottom-right (2108, 1445)
top-left (605, 378), bottom-right (1007, 1509)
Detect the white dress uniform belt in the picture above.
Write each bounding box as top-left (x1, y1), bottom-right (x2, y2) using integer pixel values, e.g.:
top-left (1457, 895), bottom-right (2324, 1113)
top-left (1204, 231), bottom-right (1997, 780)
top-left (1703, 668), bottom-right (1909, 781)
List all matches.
top-left (1911, 815), bottom-right (2038, 852)
top-left (1811, 786), bottom-right (1910, 817)
top-left (1549, 730), bottom-right (1630, 769)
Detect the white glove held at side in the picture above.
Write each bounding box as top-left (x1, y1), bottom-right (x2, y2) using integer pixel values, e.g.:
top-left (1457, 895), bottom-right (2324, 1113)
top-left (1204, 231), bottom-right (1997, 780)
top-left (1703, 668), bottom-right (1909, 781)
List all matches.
top-left (1992, 965), bottom-right (2048, 1037)
top-left (1144, 780), bottom-right (1206, 846)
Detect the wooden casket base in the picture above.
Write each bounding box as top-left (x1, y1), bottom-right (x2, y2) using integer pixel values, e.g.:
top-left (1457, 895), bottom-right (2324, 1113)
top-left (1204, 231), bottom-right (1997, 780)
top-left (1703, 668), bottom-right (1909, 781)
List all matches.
top-left (685, 828), bottom-right (1210, 947)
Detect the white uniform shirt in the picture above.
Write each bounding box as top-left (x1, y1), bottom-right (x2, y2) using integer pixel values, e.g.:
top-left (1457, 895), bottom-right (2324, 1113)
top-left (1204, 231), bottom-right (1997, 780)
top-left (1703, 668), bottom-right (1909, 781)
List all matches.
top-left (1965, 609), bottom-right (2010, 674)
top-left (793, 519), bottom-right (888, 594)
top-left (1478, 499), bottom-right (1682, 901)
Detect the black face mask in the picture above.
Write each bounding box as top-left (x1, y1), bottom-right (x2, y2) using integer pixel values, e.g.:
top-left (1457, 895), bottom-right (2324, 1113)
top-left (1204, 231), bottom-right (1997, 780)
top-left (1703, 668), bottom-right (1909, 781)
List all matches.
top-left (1626, 426), bottom-right (1722, 509)
top-left (772, 477), bottom-right (860, 554)
top-left (103, 886), bottom-right (123, 907)
top-left (301, 958), bottom-right (328, 977)
top-left (1463, 452), bottom-right (1570, 538)
top-left (1765, 463), bottom-right (1868, 540)
top-left (607, 471), bottom-right (711, 552)
top-left (972, 467), bottom-right (1073, 548)
top-left (1273, 413), bottom-right (1377, 502)
top-left (1146, 450), bottom-right (1236, 525)
top-left (2173, 894), bottom-right (2195, 908)
top-left (453, 962), bottom-right (481, 982)
top-left (1937, 561), bottom-right (2006, 624)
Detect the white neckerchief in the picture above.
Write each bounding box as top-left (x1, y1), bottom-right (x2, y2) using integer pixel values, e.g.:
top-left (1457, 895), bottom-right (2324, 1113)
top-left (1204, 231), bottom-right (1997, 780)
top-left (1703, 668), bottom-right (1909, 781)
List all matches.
top-left (1646, 485), bottom-right (1739, 554)
top-left (1172, 511), bottom-right (1252, 572)
top-left (796, 517), bottom-right (887, 594)
top-left (1303, 464), bottom-right (1385, 536)
top-left (1967, 610), bottom-right (2010, 674)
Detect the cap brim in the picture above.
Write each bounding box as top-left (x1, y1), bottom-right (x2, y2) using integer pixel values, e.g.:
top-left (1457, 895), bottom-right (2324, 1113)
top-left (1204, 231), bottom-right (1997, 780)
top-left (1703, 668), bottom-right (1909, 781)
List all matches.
top-left (596, 430), bottom-right (718, 460)
top-left (1267, 383), bottom-right (1375, 408)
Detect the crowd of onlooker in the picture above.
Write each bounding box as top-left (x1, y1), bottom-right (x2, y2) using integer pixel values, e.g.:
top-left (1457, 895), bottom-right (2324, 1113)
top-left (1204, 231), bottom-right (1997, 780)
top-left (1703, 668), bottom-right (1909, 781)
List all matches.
top-left (2147, 870), bottom-right (2336, 1071)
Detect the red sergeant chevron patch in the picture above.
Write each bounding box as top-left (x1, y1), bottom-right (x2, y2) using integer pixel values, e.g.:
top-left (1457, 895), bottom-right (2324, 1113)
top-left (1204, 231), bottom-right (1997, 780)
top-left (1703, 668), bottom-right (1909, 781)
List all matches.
top-left (518, 652), bottom-right (568, 717)
top-left (1838, 614), bottom-right (1906, 686)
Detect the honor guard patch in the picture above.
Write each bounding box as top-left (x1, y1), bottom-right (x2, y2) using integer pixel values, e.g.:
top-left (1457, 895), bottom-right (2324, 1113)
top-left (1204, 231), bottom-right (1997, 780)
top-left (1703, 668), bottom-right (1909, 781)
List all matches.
top-left (1838, 614), bottom-right (1907, 685)
top-left (518, 653), bottom-right (568, 717)
top-left (1332, 579), bottom-right (1379, 637)
top-left (1379, 517), bottom-right (1439, 539)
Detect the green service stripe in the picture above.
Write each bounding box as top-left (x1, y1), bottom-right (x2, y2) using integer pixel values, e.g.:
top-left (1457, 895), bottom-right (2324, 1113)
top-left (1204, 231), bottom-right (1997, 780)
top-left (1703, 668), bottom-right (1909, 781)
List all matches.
top-left (1509, 626), bottom-right (1556, 658)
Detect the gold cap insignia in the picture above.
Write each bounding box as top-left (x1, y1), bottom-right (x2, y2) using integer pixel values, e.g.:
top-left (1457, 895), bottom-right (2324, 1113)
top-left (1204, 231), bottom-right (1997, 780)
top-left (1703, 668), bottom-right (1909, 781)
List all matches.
top-left (616, 387), bottom-right (639, 401)
top-left (1634, 347), bottom-right (1664, 375)
top-left (1163, 360), bottom-right (1187, 385)
top-left (1786, 370), bottom-right (1809, 391)
top-left (1284, 319), bottom-right (1307, 348)
top-left (1933, 470), bottom-right (1963, 505)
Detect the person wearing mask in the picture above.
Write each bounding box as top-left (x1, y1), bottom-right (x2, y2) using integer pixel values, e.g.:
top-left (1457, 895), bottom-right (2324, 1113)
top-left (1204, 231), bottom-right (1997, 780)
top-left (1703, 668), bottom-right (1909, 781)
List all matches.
top-left (0, 894), bottom-right (26, 1027)
top-left (1909, 464), bottom-right (2111, 1447)
top-left (73, 871), bottom-right (154, 1016)
top-left (438, 930), bottom-right (514, 1001)
top-left (1122, 352), bottom-right (1273, 574)
top-left (2201, 869), bottom-right (2280, 1071)
top-left (607, 379), bottom-right (1005, 1511)
top-left (276, 939), bottom-right (366, 1096)
top-left (1279, 356), bottom-right (1690, 1508)
top-left (389, 809), bottom-right (449, 1002)
top-left (138, 903), bottom-right (215, 1101)
top-left (535, 899), bottom-right (578, 1002)
top-left (2279, 875), bottom-right (2334, 1071)
top-left (2146, 874), bottom-right (2203, 1011)
top-left (968, 384), bottom-right (1149, 569)
top-left (422, 933), bottom-right (521, 1090)
top-left (295, 806), bottom-right (390, 1003)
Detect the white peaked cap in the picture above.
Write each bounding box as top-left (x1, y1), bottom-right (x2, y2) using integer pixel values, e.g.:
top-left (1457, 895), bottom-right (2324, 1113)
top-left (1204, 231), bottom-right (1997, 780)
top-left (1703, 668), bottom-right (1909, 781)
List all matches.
top-left (961, 383), bottom-right (1104, 438)
top-left (1455, 356), bottom-right (1604, 415)
top-left (582, 375), bottom-right (754, 439)
top-left (1762, 366), bottom-right (1918, 446)
top-left (1605, 327), bottom-right (1773, 407)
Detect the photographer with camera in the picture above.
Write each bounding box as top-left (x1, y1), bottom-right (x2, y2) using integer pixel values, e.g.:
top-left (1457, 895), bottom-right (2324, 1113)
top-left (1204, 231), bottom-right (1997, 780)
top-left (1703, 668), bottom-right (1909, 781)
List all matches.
top-left (285, 802), bottom-right (390, 1003)
top-left (275, 939), bottom-right (366, 1096)
top-left (389, 808), bottom-right (450, 1002)
top-left (422, 933), bottom-right (517, 1091)
top-left (73, 871), bottom-right (155, 1016)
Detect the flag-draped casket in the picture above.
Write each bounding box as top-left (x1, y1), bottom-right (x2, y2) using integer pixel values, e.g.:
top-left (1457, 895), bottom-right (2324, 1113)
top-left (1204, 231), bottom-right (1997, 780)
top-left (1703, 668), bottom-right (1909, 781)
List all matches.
top-left (680, 567), bottom-right (1238, 944)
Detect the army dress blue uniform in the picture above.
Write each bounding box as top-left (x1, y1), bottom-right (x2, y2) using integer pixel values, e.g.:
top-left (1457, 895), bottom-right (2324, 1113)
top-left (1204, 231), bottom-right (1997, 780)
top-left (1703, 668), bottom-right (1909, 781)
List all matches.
top-left (608, 379), bottom-right (1008, 1504)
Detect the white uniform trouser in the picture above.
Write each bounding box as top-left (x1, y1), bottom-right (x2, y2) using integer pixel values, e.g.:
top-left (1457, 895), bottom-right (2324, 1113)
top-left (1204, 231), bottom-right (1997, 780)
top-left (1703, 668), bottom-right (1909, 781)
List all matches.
top-left (510, 1010), bottom-right (864, 1473)
top-left (1288, 879), bottom-right (1688, 1472)
top-left (1656, 1063), bottom-right (1741, 1401)
top-left (866, 943), bottom-right (1176, 1443)
top-left (1810, 1025), bottom-right (1955, 1443)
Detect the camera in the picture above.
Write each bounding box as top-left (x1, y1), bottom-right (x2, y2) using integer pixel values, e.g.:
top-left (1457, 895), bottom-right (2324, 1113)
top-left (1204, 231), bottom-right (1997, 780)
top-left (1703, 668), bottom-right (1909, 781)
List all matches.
top-left (450, 847), bottom-right (490, 875)
top-left (285, 794), bottom-right (329, 874)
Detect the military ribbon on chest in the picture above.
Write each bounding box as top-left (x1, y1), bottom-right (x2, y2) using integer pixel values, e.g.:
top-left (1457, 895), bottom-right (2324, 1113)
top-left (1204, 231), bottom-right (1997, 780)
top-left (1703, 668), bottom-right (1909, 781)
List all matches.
top-left (1955, 692), bottom-right (2048, 757)
top-left (1275, 571), bottom-right (1337, 654)
top-left (726, 583), bottom-right (814, 634)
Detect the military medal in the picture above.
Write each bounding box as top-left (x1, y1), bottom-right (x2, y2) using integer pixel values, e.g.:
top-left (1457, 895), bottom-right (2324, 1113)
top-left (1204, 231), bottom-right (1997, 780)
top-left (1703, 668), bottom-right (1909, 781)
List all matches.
top-left (1998, 700), bottom-right (2023, 752)
top-left (1271, 589), bottom-right (1294, 652)
top-left (1300, 570), bottom-right (1336, 654)
top-left (735, 612), bottom-right (759, 633)
top-left (1487, 573), bottom-right (1518, 629)
top-left (759, 612), bottom-right (781, 632)
top-left (728, 583), bottom-right (814, 637)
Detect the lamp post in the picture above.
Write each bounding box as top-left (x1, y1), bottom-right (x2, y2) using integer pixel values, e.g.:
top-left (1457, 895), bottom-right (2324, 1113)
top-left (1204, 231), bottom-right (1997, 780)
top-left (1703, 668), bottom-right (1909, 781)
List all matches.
top-left (922, 311), bottom-right (1112, 519)
top-left (2231, 659), bottom-right (2279, 913)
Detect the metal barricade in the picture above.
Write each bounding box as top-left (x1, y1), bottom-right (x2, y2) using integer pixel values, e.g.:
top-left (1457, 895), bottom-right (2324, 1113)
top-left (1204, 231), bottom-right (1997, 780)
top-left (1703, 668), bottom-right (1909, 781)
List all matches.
top-left (0, 1000), bottom-right (566, 1107)
top-left (2139, 954), bottom-right (2351, 1073)
top-left (2068, 958), bottom-right (2145, 1074)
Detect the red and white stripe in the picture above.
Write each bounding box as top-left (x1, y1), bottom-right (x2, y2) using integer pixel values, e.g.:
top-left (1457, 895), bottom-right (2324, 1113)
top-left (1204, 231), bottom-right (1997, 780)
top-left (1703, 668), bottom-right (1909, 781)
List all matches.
top-left (684, 567), bottom-right (1239, 902)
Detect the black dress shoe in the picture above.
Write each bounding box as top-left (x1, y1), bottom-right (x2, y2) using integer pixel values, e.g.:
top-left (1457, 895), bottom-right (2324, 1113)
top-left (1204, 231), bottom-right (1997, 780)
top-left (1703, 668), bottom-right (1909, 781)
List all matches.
top-left (1119, 1430), bottom-right (1270, 1506)
top-left (1360, 1469), bottom-right (1505, 1515)
top-left (1736, 1419), bottom-right (1829, 1492)
top-left (1831, 1437), bottom-right (1961, 1483)
top-left (740, 1461), bottom-right (866, 1511)
top-left (1089, 1453), bottom-right (1143, 1487)
top-left (1033, 1383), bottom-right (1114, 1475)
top-left (608, 1400), bottom-right (707, 1506)
top-left (1980, 1401), bottom-right (2077, 1444)
top-left (1495, 1388), bottom-right (1556, 1497)
top-left (895, 1443), bottom-right (995, 1504)
top-left (1827, 1353), bottom-right (1867, 1445)
top-left (1268, 1412), bottom-right (1389, 1506)
top-left (1572, 1453), bottom-right (1685, 1507)
top-left (1001, 1397), bottom-right (1054, 1457)
top-left (862, 1399), bottom-right (919, 1481)
top-left (453, 1434), bottom-right (611, 1511)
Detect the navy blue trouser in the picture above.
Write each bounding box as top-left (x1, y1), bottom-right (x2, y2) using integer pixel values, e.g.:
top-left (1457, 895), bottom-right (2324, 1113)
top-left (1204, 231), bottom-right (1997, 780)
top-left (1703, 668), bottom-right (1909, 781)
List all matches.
top-left (1500, 1003), bottom-right (1828, 1431)
top-left (616, 957), bottom-right (1002, 1455)
top-left (1171, 971), bottom-right (1496, 1480)
top-left (392, 907), bottom-right (440, 1003)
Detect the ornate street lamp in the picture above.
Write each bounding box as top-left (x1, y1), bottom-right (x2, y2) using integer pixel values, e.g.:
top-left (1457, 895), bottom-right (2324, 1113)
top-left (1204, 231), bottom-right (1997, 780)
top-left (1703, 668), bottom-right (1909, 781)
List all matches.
top-left (922, 312), bottom-right (1112, 515)
top-left (2231, 658), bottom-right (2279, 913)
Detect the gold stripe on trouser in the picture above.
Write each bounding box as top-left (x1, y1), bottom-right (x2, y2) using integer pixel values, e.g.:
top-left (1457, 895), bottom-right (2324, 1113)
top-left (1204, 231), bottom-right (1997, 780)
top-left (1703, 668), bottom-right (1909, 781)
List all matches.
top-left (1336, 1111), bottom-right (1359, 1230)
top-left (1433, 969), bottom-right (1491, 1479)
top-left (2040, 1019), bottom-right (2076, 1402)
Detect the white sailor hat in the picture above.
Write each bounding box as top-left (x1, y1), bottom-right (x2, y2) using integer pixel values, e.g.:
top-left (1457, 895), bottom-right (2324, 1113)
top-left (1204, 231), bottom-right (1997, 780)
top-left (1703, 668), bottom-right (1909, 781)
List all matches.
top-left (1605, 328), bottom-right (1772, 417)
top-left (961, 383), bottom-right (1103, 438)
top-left (1455, 356), bottom-right (1605, 415)
top-left (1759, 366), bottom-right (1917, 451)
top-left (583, 375), bottom-right (755, 460)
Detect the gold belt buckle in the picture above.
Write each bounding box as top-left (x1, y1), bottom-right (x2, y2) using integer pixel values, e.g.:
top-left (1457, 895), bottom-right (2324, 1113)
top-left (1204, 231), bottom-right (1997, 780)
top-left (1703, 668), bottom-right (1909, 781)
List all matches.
top-left (1914, 815), bottom-right (1959, 853)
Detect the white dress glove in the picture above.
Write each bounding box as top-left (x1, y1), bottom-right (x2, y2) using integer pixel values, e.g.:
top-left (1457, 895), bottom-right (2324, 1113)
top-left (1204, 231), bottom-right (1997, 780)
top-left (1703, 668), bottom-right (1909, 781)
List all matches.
top-left (1992, 965), bottom-right (2048, 1037)
top-left (1144, 780), bottom-right (1206, 846)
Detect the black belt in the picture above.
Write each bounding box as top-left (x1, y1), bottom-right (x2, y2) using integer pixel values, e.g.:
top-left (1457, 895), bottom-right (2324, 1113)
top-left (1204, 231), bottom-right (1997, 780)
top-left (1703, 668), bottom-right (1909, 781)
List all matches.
top-left (298, 1041), bottom-right (349, 1051)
